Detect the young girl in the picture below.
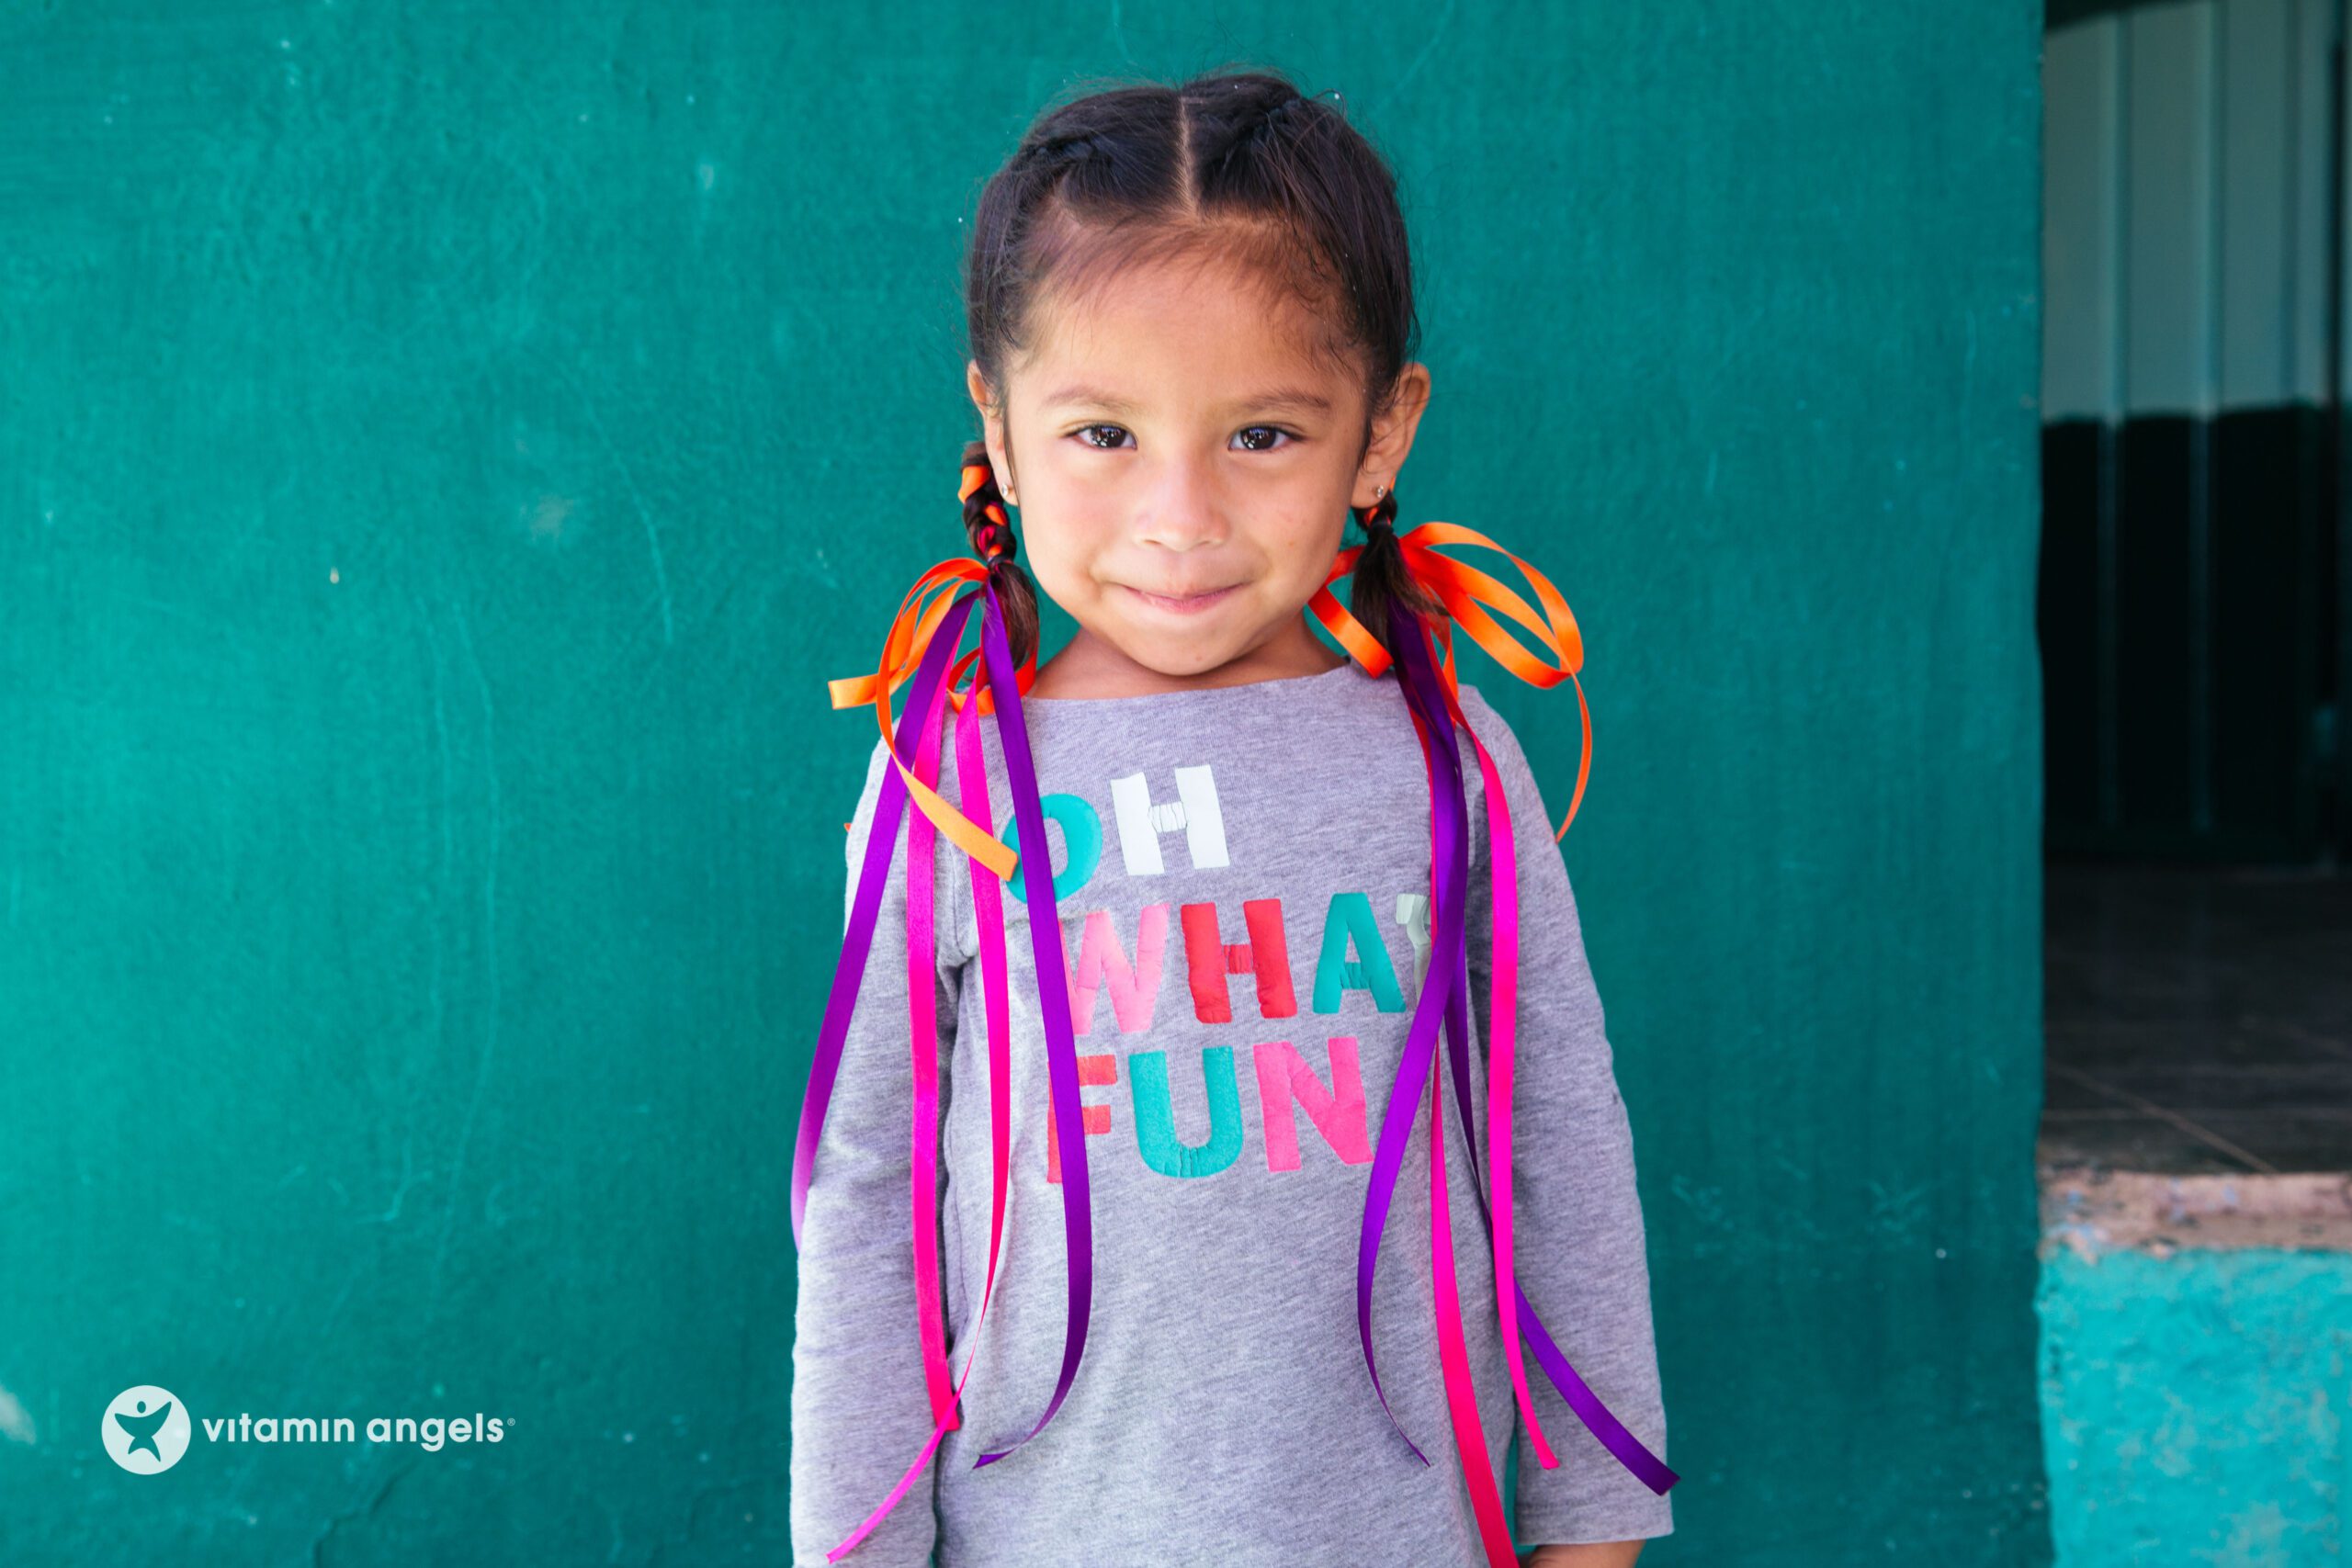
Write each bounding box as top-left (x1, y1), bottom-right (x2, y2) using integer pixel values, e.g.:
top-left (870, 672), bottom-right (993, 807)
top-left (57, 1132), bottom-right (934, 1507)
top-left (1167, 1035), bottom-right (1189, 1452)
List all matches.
top-left (789, 70), bottom-right (1677, 1568)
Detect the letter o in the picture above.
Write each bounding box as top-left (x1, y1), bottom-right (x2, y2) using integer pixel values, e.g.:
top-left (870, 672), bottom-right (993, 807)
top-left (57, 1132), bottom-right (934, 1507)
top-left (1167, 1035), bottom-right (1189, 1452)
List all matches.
top-left (1001, 794), bottom-right (1102, 905)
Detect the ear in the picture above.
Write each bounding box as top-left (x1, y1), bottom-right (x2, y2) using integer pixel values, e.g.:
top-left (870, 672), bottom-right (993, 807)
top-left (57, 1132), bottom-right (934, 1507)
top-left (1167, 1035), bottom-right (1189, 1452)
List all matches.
top-left (1351, 362), bottom-right (1432, 513)
top-left (967, 360), bottom-right (1020, 507)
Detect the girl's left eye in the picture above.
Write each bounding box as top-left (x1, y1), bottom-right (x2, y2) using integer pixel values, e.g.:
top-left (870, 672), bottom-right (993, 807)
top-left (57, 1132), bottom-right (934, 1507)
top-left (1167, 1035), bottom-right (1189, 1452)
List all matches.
top-left (1234, 425), bottom-right (1297, 452)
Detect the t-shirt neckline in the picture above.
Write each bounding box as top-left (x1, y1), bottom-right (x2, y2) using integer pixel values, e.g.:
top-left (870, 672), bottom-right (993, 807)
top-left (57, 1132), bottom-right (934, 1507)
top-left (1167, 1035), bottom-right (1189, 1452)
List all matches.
top-left (1018, 658), bottom-right (1372, 709)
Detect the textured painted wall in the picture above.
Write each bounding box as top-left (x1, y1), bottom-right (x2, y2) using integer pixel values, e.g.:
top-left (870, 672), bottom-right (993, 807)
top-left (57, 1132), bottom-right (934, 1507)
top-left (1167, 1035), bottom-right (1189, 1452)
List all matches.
top-left (2039, 1244), bottom-right (2351, 1563)
top-left (0, 3), bottom-right (2047, 1563)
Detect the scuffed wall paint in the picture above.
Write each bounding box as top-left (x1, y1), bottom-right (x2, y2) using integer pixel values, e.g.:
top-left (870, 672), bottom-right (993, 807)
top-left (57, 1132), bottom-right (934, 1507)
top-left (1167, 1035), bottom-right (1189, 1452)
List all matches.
top-left (2036, 1240), bottom-right (2350, 1565)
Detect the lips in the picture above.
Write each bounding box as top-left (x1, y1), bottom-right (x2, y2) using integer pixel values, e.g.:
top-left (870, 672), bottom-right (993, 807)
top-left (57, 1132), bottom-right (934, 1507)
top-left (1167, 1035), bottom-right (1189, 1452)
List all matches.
top-left (1124, 582), bottom-right (1240, 614)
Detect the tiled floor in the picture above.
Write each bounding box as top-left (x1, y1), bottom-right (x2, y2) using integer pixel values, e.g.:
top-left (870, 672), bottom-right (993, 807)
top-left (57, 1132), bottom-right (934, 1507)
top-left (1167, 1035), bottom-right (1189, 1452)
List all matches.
top-left (2040, 860), bottom-right (2352, 1176)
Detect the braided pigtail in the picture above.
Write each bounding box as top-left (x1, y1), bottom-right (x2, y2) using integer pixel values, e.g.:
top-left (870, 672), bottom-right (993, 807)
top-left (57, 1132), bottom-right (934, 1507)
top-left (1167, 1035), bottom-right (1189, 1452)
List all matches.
top-left (1345, 482), bottom-right (1444, 665)
top-left (959, 438), bottom-right (1042, 671)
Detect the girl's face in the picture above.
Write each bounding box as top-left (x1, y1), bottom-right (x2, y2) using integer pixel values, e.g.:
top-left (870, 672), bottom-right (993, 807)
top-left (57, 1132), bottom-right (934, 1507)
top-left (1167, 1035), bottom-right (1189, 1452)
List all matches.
top-left (970, 254), bottom-right (1429, 694)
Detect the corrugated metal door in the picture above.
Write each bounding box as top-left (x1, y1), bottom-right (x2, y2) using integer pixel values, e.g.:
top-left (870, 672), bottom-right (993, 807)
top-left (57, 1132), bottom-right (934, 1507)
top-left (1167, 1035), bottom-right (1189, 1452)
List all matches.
top-left (2041, 0), bottom-right (2346, 859)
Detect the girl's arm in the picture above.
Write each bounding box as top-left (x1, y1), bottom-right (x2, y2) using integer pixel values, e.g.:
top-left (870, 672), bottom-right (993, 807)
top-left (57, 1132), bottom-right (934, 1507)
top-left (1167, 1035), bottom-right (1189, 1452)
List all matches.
top-left (788, 737), bottom-right (967, 1568)
top-left (1521, 1542), bottom-right (1646, 1567)
top-left (1457, 687), bottom-right (1677, 1554)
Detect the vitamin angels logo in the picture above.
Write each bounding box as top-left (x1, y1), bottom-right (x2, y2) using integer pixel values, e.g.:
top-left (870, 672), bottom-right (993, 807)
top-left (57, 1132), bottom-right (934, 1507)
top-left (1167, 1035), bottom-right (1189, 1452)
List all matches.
top-left (99, 1385), bottom-right (510, 1472)
top-left (103, 1386), bottom-right (191, 1474)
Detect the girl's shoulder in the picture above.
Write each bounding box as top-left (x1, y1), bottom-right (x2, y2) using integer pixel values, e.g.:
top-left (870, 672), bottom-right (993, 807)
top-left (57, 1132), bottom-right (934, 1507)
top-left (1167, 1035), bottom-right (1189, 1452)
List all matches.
top-left (1453, 681), bottom-right (1535, 778)
top-left (840, 729), bottom-right (981, 961)
top-left (1451, 682), bottom-right (1567, 868)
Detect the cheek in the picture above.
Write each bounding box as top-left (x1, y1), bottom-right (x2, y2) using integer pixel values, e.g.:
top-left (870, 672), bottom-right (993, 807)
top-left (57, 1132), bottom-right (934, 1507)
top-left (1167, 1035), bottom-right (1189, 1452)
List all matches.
top-left (1268, 513), bottom-right (1346, 588)
top-left (1015, 524), bottom-right (1094, 606)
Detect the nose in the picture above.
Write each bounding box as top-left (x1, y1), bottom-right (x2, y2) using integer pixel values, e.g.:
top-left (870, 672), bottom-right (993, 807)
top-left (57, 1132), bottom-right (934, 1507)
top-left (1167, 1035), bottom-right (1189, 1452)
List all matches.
top-left (1133, 456), bottom-right (1227, 552)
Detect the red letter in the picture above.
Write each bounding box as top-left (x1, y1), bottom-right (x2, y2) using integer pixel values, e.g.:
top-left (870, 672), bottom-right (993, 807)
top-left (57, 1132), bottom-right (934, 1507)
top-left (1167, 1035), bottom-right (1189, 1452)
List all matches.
top-left (1046, 1053), bottom-right (1118, 1184)
top-left (1180, 898), bottom-right (1297, 1023)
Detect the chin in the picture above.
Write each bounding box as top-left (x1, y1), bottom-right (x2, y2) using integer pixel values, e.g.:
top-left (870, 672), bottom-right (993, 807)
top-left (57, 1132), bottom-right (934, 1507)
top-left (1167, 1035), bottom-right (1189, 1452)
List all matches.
top-left (1114, 634), bottom-right (1237, 679)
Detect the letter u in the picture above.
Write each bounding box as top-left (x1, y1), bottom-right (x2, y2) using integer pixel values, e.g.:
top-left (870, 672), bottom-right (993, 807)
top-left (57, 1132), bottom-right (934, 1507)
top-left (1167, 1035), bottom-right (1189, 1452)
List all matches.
top-left (1127, 1046), bottom-right (1245, 1179)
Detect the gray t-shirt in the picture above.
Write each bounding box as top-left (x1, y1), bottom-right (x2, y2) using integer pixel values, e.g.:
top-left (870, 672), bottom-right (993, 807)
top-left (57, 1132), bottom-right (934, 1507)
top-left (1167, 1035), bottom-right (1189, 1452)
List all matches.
top-left (789, 659), bottom-right (1672, 1567)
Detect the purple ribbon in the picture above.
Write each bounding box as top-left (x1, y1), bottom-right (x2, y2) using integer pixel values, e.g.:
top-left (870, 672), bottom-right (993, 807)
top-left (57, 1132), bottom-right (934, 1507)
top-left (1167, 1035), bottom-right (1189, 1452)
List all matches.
top-left (792, 590), bottom-right (977, 1250)
top-left (1354, 611), bottom-right (1472, 1466)
top-left (1363, 614), bottom-right (1679, 1498)
top-left (971, 580), bottom-right (1094, 1466)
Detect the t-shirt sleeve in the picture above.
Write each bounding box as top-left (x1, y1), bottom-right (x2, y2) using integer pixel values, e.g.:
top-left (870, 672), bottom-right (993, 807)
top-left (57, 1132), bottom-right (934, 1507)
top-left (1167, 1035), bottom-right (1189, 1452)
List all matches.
top-left (788, 735), bottom-right (967, 1567)
top-left (1456, 687), bottom-right (1675, 1548)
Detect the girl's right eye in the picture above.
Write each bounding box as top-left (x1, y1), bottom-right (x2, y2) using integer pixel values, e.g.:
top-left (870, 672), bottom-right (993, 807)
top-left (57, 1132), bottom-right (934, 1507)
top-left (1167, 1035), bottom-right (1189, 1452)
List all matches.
top-left (1072, 423), bottom-right (1134, 450)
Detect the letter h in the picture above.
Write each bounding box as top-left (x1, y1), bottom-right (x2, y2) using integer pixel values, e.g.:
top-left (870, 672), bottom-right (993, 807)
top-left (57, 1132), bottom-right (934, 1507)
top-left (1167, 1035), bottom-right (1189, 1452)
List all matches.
top-left (1181, 898), bottom-right (1297, 1023)
top-left (1109, 766), bottom-right (1229, 875)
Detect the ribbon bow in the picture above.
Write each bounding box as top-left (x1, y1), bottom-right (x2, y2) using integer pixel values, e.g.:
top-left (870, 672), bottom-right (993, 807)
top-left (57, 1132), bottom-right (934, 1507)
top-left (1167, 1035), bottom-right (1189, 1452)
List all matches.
top-left (1309, 520), bottom-right (1591, 841)
top-left (792, 514), bottom-right (1676, 1566)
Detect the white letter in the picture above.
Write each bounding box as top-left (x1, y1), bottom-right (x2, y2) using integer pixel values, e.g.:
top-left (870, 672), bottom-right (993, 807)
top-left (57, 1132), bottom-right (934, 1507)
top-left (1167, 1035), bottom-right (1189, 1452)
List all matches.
top-left (1109, 765), bottom-right (1229, 875)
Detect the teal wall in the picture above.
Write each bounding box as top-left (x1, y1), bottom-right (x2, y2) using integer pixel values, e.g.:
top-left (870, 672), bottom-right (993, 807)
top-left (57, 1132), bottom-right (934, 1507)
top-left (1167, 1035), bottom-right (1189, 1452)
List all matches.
top-left (0, 3), bottom-right (2048, 1562)
top-left (2039, 1247), bottom-right (2352, 1562)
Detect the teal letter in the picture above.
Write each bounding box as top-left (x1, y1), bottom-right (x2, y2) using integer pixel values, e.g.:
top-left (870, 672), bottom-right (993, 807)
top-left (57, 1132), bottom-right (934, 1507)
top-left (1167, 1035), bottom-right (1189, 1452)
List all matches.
top-left (1001, 793), bottom-right (1102, 904)
top-left (1128, 1046), bottom-right (1245, 1179)
top-left (1312, 891), bottom-right (1404, 1012)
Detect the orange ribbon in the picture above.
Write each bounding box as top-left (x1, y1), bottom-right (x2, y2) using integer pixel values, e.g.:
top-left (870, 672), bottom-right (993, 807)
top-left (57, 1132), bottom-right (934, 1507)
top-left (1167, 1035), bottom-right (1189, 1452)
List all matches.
top-left (827, 556), bottom-right (1034, 880)
top-left (831, 515), bottom-right (1586, 874)
top-left (1309, 519), bottom-right (1590, 841)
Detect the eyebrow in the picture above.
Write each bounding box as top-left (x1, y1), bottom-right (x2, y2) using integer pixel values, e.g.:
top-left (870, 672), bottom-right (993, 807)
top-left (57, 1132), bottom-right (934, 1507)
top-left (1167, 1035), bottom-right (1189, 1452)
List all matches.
top-left (1041, 383), bottom-right (1335, 416)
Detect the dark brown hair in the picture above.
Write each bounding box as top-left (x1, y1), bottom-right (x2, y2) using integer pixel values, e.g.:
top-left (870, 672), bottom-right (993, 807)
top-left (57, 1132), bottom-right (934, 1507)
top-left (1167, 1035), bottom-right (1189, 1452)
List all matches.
top-left (958, 68), bottom-right (1444, 671)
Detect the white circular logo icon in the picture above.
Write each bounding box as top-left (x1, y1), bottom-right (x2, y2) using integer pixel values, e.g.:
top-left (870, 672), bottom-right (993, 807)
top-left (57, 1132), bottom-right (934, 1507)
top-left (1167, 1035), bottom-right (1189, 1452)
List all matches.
top-left (102, 1386), bottom-right (191, 1473)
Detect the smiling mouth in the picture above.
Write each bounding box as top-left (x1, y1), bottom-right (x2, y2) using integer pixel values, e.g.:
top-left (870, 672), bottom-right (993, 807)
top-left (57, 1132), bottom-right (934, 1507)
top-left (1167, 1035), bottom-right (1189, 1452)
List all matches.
top-left (1123, 583), bottom-right (1241, 614)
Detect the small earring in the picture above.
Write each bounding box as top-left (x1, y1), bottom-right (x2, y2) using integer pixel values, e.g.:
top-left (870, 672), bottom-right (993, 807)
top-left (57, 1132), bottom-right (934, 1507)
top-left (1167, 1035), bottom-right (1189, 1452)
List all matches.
top-left (1373, 481), bottom-right (1389, 500)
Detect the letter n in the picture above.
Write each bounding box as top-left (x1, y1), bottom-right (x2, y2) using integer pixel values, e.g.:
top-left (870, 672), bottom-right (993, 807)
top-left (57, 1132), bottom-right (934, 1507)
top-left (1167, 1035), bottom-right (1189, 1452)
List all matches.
top-left (1253, 1037), bottom-right (1372, 1171)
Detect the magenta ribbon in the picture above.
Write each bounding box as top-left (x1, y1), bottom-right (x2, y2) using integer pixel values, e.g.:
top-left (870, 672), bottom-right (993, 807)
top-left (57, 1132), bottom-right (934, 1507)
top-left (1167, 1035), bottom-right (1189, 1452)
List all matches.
top-left (906, 632), bottom-right (957, 1428)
